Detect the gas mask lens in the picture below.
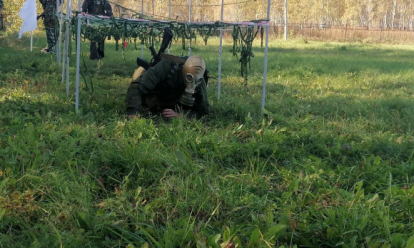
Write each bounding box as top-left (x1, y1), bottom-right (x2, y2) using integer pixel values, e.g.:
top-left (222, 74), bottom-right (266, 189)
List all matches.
top-left (185, 73), bottom-right (194, 84)
top-left (195, 76), bottom-right (204, 85)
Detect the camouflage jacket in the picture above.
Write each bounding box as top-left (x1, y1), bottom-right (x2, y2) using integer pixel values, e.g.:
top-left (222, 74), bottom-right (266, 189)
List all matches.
top-left (82, 0), bottom-right (112, 16)
top-left (0, 0), bottom-right (3, 11)
top-left (126, 58), bottom-right (209, 119)
top-left (39, 0), bottom-right (60, 10)
top-left (39, 0), bottom-right (61, 27)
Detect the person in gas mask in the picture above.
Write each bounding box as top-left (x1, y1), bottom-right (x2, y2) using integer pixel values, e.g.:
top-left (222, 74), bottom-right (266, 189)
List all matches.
top-left (81, 0), bottom-right (112, 60)
top-left (126, 55), bottom-right (209, 119)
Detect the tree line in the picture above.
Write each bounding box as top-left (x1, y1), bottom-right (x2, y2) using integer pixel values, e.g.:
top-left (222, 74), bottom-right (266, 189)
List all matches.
top-left (114, 0), bottom-right (414, 30)
top-left (1, 0), bottom-right (414, 33)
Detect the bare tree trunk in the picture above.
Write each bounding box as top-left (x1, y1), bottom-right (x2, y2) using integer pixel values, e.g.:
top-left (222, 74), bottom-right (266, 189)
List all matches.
top-left (392, 0), bottom-right (397, 30)
top-left (326, 0), bottom-right (329, 26)
top-left (367, 0), bottom-right (372, 29)
top-left (402, 14), bottom-right (405, 30)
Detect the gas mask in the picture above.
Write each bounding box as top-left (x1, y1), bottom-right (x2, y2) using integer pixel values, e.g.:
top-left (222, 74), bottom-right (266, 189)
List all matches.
top-left (180, 56), bottom-right (206, 107)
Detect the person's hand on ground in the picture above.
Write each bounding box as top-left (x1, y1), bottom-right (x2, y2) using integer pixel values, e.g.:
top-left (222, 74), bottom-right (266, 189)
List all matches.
top-left (162, 109), bottom-right (182, 119)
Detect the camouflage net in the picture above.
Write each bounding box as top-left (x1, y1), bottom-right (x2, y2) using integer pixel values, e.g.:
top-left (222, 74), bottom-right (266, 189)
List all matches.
top-left (68, 9), bottom-right (268, 84)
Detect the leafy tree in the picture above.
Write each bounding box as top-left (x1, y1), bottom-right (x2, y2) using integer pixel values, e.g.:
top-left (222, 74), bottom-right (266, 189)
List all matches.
top-left (2, 0), bottom-right (25, 33)
top-left (3, 0), bottom-right (414, 35)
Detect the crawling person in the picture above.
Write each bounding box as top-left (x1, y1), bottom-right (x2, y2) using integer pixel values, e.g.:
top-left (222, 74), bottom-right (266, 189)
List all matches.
top-left (126, 55), bottom-right (209, 119)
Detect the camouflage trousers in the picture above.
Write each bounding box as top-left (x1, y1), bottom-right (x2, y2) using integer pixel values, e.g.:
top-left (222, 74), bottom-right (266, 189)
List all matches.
top-left (43, 2), bottom-right (57, 52)
top-left (45, 27), bottom-right (56, 52)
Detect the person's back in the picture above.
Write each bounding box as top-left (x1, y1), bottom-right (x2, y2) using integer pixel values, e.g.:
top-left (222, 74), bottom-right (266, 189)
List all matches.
top-left (82, 0), bottom-right (112, 16)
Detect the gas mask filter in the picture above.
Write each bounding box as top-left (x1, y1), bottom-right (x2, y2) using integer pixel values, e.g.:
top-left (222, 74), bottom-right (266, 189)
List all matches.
top-left (180, 56), bottom-right (206, 107)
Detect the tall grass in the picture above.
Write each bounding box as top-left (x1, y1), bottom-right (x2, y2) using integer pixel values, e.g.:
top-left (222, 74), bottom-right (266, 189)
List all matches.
top-left (1, 31), bottom-right (414, 247)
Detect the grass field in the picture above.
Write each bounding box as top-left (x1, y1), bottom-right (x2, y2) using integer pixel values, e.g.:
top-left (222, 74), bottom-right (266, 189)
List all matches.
top-left (1, 31), bottom-right (414, 248)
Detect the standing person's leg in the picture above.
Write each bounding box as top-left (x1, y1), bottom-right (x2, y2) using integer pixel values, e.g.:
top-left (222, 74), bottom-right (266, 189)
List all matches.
top-left (42, 3), bottom-right (57, 53)
top-left (90, 41), bottom-right (99, 60)
top-left (97, 39), bottom-right (105, 59)
top-left (44, 27), bottom-right (56, 53)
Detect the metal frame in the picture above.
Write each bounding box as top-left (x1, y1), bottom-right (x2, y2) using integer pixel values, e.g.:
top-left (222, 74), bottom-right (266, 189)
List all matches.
top-left (61, 0), bottom-right (271, 114)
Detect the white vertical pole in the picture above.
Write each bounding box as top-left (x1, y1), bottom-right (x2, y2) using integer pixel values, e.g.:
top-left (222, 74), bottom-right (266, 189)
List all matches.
top-left (168, 0), bottom-right (171, 54)
top-left (217, 0), bottom-right (224, 100)
top-left (62, 29), bottom-right (67, 82)
top-left (141, 0), bottom-right (144, 58)
top-left (60, 2), bottom-right (64, 15)
top-left (284, 0), bottom-right (288, 40)
top-left (56, 0), bottom-right (61, 65)
top-left (66, 0), bottom-right (72, 94)
top-left (30, 31), bottom-right (33, 52)
top-left (62, 0), bottom-right (70, 84)
top-left (189, 0), bottom-right (192, 22)
top-left (75, 0), bottom-right (82, 112)
top-left (188, 0), bottom-right (192, 56)
top-left (261, 0), bottom-right (271, 114)
top-left (59, 0), bottom-right (64, 65)
top-left (56, 0), bottom-right (59, 61)
top-left (169, 0), bottom-right (171, 19)
top-left (152, 0), bottom-right (154, 17)
top-left (66, 30), bottom-right (70, 95)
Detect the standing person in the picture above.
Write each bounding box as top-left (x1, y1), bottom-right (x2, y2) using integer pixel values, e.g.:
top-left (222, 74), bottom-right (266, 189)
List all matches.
top-left (126, 55), bottom-right (209, 119)
top-left (39, 0), bottom-right (59, 53)
top-left (81, 0), bottom-right (112, 60)
top-left (0, 0), bottom-right (3, 32)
